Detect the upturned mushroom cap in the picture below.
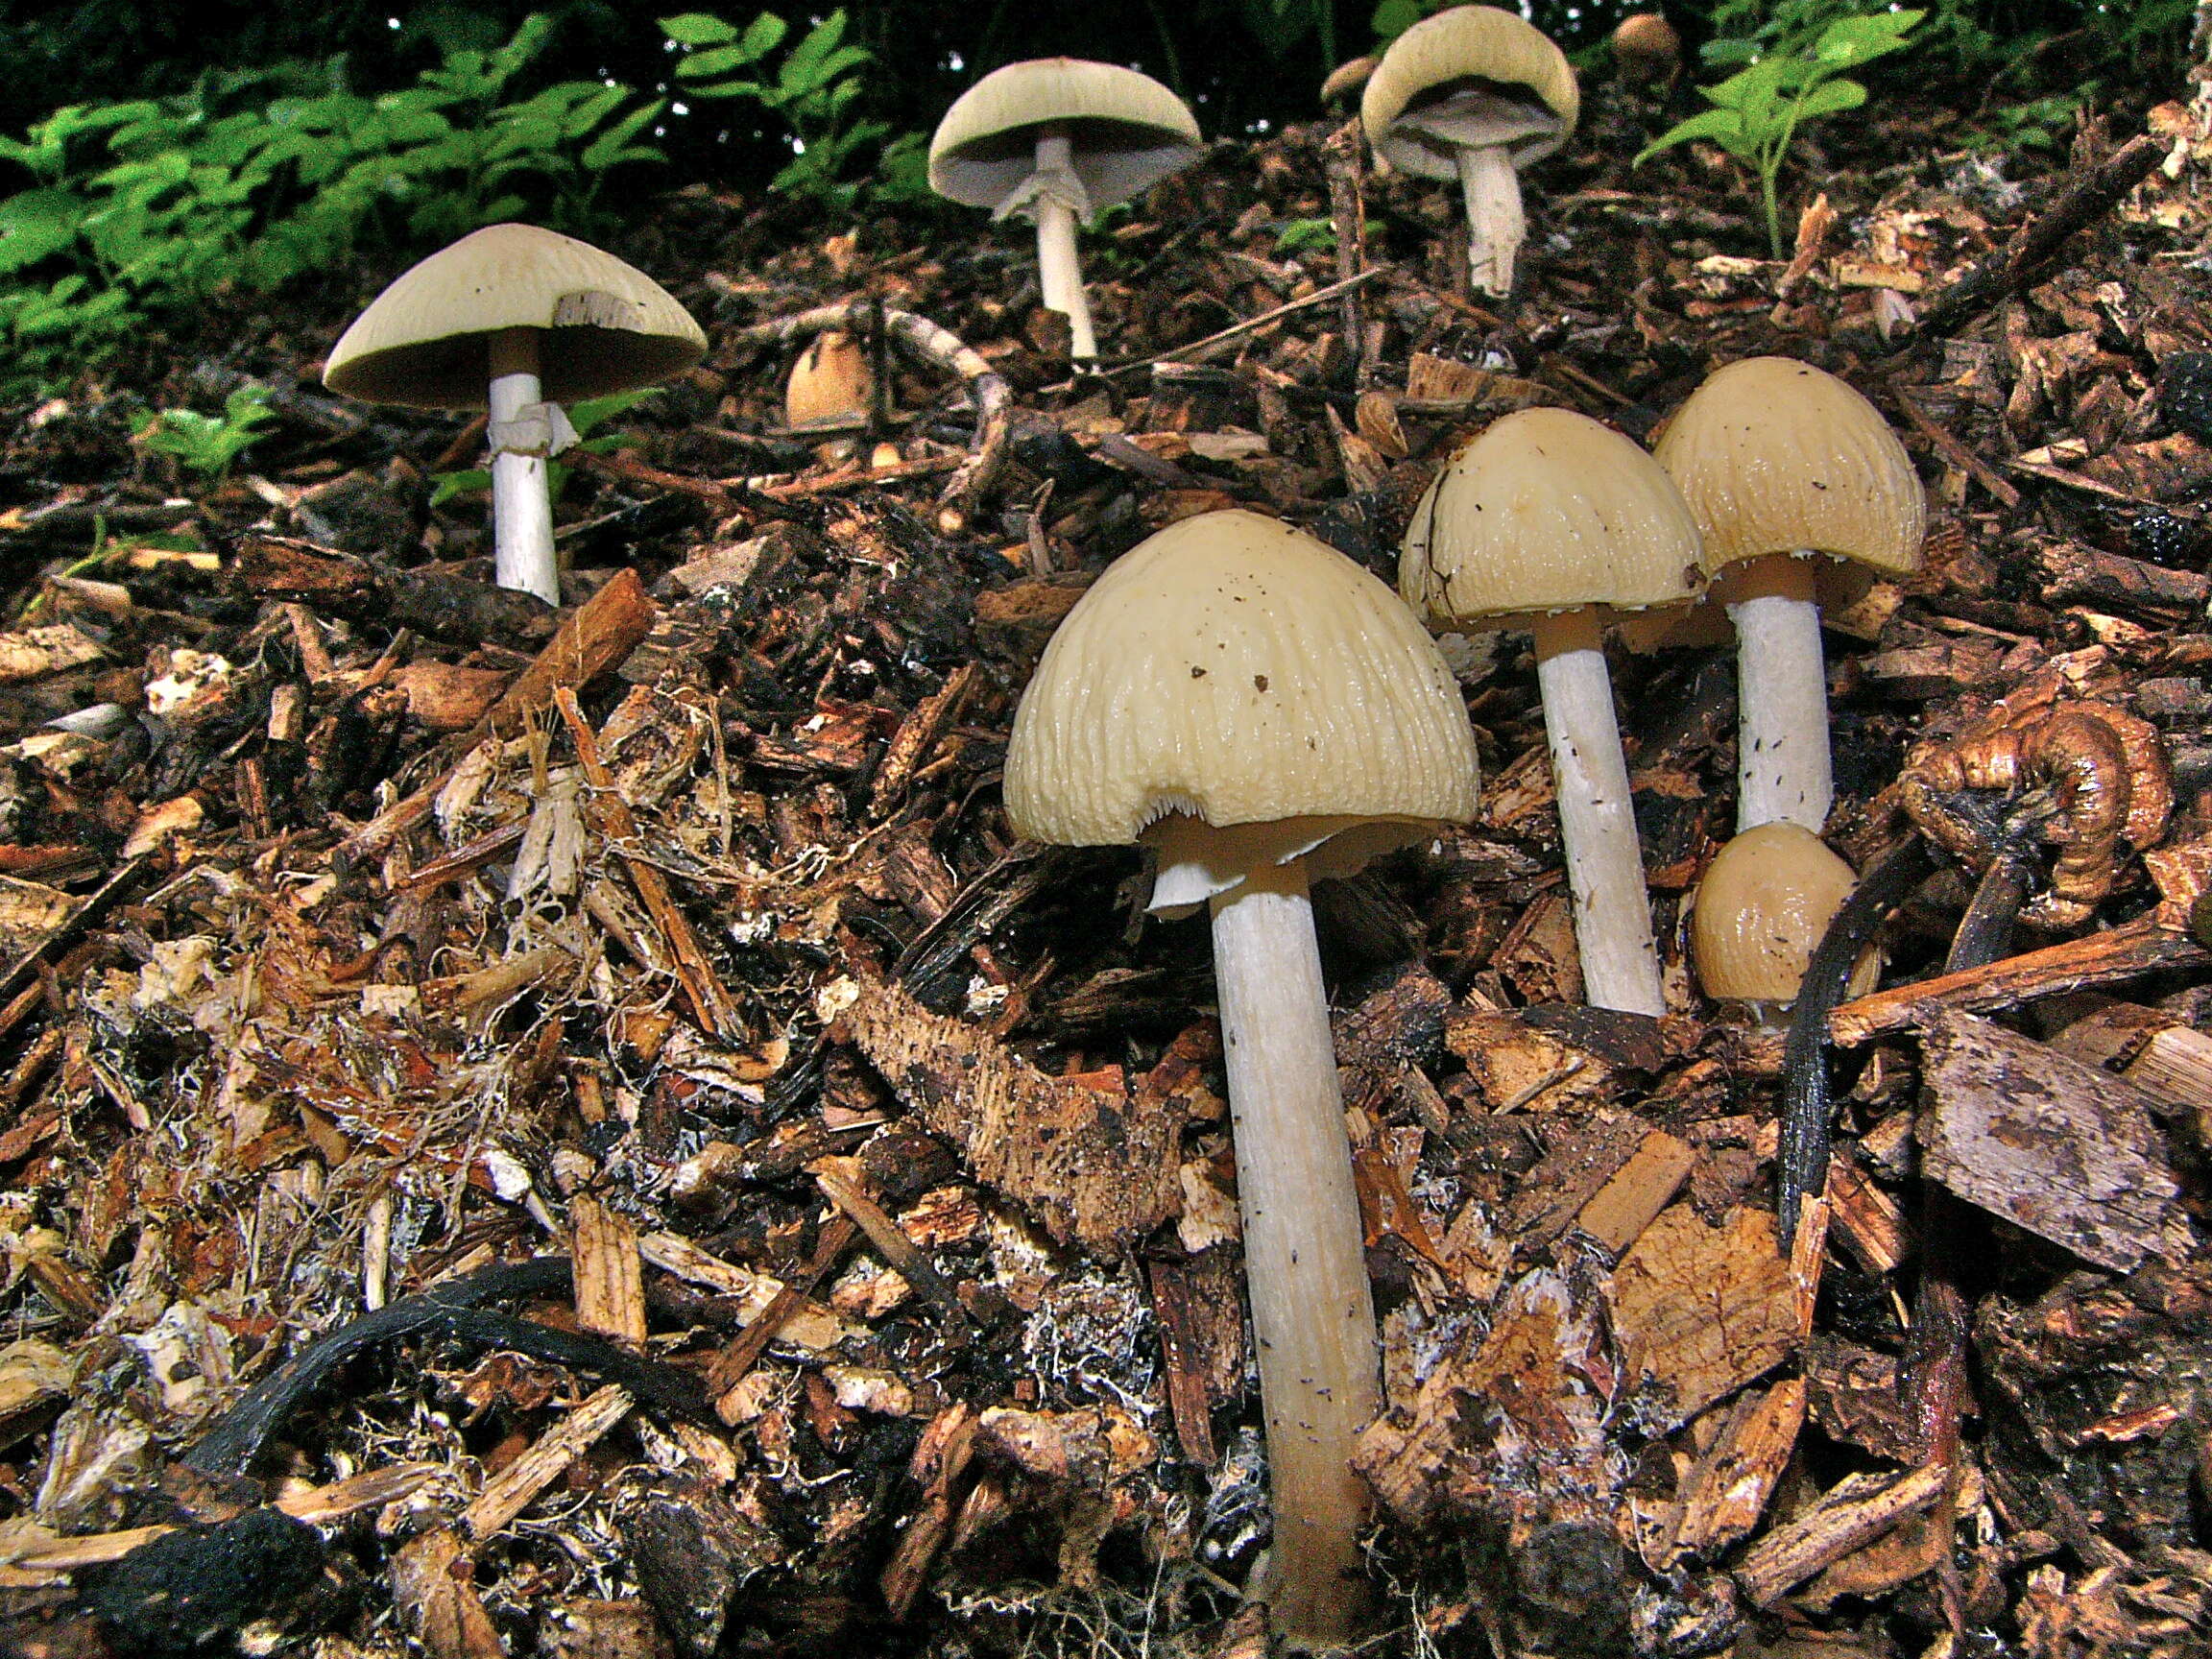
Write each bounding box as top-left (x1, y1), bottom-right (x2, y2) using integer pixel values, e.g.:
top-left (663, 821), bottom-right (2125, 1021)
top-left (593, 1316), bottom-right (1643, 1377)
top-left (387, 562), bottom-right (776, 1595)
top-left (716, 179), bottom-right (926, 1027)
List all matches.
top-left (784, 331), bottom-right (873, 430)
top-left (324, 223), bottom-right (706, 409)
top-left (1004, 508), bottom-right (1479, 850)
top-left (1654, 356), bottom-right (1927, 607)
top-left (1693, 822), bottom-right (1872, 1003)
top-left (929, 59), bottom-right (1202, 215)
top-left (1400, 406), bottom-right (1704, 629)
top-left (1361, 5), bottom-right (1579, 180)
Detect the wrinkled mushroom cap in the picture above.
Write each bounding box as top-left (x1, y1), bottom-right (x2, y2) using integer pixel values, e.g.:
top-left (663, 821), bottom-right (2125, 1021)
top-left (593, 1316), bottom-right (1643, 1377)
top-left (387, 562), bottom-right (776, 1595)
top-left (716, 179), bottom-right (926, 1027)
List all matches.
top-left (1693, 822), bottom-right (1873, 1003)
top-left (1004, 509), bottom-right (1479, 852)
top-left (929, 59), bottom-right (1203, 215)
top-left (1362, 5), bottom-right (1579, 180)
top-left (784, 332), bottom-right (873, 430)
top-left (1654, 356), bottom-right (1927, 607)
top-left (1400, 406), bottom-right (1704, 630)
top-left (324, 223), bottom-right (707, 409)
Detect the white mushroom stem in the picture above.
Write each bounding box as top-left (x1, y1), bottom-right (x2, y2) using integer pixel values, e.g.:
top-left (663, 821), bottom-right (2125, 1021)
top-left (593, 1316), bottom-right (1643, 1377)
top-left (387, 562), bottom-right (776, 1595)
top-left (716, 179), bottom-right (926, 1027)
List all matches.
top-left (1529, 609), bottom-right (1666, 1016)
top-left (1030, 133), bottom-right (1098, 360)
top-left (487, 325), bottom-right (559, 605)
top-left (1455, 143), bottom-right (1527, 298)
top-left (1209, 856), bottom-right (1377, 1648)
top-left (1725, 554), bottom-right (1831, 833)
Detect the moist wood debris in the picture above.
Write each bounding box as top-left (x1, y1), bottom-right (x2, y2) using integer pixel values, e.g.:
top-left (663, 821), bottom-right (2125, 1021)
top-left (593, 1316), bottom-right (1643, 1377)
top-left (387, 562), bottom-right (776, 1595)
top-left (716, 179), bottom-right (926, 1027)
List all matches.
top-left (0, 50), bottom-right (2211, 1659)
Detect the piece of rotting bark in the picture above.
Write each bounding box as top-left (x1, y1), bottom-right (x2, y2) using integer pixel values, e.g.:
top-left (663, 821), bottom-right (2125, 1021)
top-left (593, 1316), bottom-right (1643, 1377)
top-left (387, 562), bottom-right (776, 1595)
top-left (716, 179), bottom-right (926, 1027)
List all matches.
top-left (1447, 1004), bottom-right (1616, 1112)
top-left (1638, 1378), bottom-right (1805, 1571)
top-left (841, 974), bottom-right (1187, 1253)
top-left (880, 1404), bottom-right (978, 1620)
top-left (1575, 1127), bottom-right (1695, 1256)
top-left (391, 1527), bottom-right (504, 1659)
top-left (463, 1383), bottom-right (635, 1542)
top-left (1733, 1463), bottom-right (1951, 1608)
top-left (1919, 1010), bottom-right (2190, 1271)
top-left (1610, 1205), bottom-right (1798, 1431)
top-left (540, 1598), bottom-right (677, 1659)
top-left (622, 1478), bottom-right (788, 1659)
top-left (570, 1197), bottom-right (647, 1345)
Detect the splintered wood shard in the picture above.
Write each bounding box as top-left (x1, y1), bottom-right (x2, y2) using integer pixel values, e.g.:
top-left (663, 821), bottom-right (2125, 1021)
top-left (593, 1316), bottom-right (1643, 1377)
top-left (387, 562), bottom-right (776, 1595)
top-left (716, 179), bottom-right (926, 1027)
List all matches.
top-left (1919, 1010), bottom-right (2189, 1271)
top-left (843, 975), bottom-right (1188, 1252)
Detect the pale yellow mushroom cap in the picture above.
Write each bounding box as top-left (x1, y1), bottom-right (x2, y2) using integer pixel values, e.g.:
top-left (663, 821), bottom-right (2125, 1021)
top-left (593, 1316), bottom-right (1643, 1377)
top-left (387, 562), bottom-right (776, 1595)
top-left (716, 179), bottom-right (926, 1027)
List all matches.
top-left (784, 332), bottom-right (873, 430)
top-left (1653, 357), bottom-right (1927, 602)
top-left (929, 59), bottom-right (1202, 215)
top-left (1693, 822), bottom-right (1874, 1004)
top-left (1004, 509), bottom-right (1479, 851)
top-left (1399, 406), bottom-right (1704, 630)
top-left (324, 223), bottom-right (707, 409)
top-left (1362, 5), bottom-right (1579, 180)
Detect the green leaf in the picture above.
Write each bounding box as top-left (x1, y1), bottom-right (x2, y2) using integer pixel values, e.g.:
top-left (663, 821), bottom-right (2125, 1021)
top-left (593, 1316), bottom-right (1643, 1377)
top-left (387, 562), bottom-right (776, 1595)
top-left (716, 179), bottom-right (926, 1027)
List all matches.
top-left (1792, 78), bottom-right (1869, 121)
top-left (659, 12), bottom-right (738, 46)
top-left (1634, 107), bottom-right (1748, 166)
top-left (0, 190), bottom-right (84, 273)
top-left (673, 44), bottom-right (763, 81)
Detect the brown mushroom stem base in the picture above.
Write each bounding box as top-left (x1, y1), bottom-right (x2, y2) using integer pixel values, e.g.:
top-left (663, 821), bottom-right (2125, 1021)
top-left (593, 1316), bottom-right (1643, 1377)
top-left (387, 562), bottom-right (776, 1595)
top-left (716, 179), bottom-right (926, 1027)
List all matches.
top-left (1031, 134), bottom-right (1098, 360)
top-left (1530, 609), bottom-right (1666, 1015)
top-left (488, 326), bottom-right (559, 605)
top-left (1455, 142), bottom-right (1526, 298)
top-left (1209, 858), bottom-right (1378, 1648)
top-left (1723, 553), bottom-right (1829, 833)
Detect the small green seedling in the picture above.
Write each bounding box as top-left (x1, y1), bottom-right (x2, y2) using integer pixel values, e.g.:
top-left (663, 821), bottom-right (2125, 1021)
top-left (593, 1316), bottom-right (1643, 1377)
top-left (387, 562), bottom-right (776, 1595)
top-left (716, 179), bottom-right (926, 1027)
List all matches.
top-left (141, 383), bottom-right (278, 479)
top-left (1635, 10), bottom-right (1922, 258)
top-left (1274, 217), bottom-right (1337, 254)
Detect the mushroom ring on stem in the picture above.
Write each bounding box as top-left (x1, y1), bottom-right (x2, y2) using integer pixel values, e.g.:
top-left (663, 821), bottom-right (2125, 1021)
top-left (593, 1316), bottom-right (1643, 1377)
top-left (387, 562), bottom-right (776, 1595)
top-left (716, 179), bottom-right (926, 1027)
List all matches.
top-left (1362, 5), bottom-right (1578, 298)
top-left (324, 223), bottom-right (705, 606)
top-left (930, 59), bottom-right (1201, 362)
top-left (1654, 356), bottom-right (1926, 835)
top-left (1003, 508), bottom-right (1478, 1648)
top-left (1400, 406), bottom-right (1701, 1017)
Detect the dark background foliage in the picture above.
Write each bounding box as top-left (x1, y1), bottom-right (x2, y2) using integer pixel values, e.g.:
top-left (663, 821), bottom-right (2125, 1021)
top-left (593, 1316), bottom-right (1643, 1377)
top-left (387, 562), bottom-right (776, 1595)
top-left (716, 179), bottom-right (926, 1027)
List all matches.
top-left (4, 0), bottom-right (2188, 198)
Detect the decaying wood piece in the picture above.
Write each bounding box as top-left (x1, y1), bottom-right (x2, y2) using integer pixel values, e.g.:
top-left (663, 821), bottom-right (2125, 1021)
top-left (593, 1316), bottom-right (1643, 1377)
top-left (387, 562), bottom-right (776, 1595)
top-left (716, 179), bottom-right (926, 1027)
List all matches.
top-left (1357, 1267), bottom-right (1621, 1534)
top-left (0, 622), bottom-right (104, 683)
top-left (463, 1383), bottom-right (635, 1542)
top-left (1918, 1010), bottom-right (2190, 1270)
top-left (1634, 1379), bottom-right (1806, 1571)
top-left (570, 1196), bottom-right (647, 1345)
top-left (880, 1403), bottom-right (978, 1620)
top-left (337, 567), bottom-right (659, 864)
top-left (1610, 1206), bottom-right (1798, 1431)
top-left (391, 1527), bottom-right (504, 1659)
top-left (235, 532), bottom-right (559, 645)
top-left (1732, 1462), bottom-right (1952, 1608)
top-left (841, 974), bottom-right (1187, 1253)
top-left (1830, 907), bottom-right (2211, 1045)
top-left (554, 685), bottom-right (740, 1039)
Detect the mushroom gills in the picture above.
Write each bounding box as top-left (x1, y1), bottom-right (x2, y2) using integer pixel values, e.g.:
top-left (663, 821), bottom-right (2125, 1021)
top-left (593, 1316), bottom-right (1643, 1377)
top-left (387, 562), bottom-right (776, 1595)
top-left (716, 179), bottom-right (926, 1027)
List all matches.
top-left (1396, 86), bottom-right (1563, 295)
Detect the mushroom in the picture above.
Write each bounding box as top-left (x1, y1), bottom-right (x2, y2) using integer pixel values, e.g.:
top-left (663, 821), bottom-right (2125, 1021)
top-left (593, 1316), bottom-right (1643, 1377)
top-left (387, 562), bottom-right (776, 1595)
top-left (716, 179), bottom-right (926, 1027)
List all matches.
top-left (784, 330), bottom-right (874, 432)
top-left (929, 59), bottom-right (1202, 361)
top-left (1692, 822), bottom-right (1876, 1023)
top-left (324, 222), bottom-right (706, 605)
top-left (1004, 508), bottom-right (1478, 1647)
top-left (1400, 406), bottom-right (1701, 1017)
top-left (1361, 6), bottom-right (1578, 297)
top-left (1612, 12), bottom-right (1683, 85)
top-left (1653, 357), bottom-right (1926, 834)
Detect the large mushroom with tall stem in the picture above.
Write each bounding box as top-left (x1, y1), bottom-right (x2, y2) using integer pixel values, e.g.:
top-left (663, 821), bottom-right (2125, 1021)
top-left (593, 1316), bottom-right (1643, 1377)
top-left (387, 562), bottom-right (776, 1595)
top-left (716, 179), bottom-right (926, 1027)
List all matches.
top-left (1004, 509), bottom-right (1479, 1647)
top-left (929, 59), bottom-right (1202, 362)
top-left (1401, 406), bottom-right (1702, 1017)
top-left (324, 222), bottom-right (706, 605)
top-left (1362, 5), bottom-right (1578, 298)
top-left (1654, 357), bottom-right (1927, 833)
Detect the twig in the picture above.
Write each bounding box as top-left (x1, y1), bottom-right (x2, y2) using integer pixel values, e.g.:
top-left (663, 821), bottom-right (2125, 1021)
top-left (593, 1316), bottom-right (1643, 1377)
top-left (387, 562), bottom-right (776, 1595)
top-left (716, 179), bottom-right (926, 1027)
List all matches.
top-left (812, 1165), bottom-right (972, 1332)
top-left (1101, 267), bottom-right (1391, 376)
top-left (1324, 119), bottom-right (1369, 383)
top-left (1910, 133), bottom-right (2161, 341)
top-left (705, 1214), bottom-right (859, 1398)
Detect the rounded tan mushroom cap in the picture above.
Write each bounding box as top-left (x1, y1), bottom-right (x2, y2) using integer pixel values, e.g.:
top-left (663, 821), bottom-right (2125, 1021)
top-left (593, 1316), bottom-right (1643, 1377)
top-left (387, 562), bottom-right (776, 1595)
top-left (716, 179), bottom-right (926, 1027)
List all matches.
top-left (1362, 6), bottom-right (1579, 180)
top-left (1612, 12), bottom-right (1682, 82)
top-left (784, 332), bottom-right (873, 430)
top-left (1654, 357), bottom-right (1927, 604)
top-left (324, 223), bottom-right (707, 409)
top-left (1400, 406), bottom-right (1704, 630)
top-left (1004, 508), bottom-right (1479, 847)
top-left (929, 59), bottom-right (1202, 214)
top-left (1693, 822), bottom-right (1872, 1003)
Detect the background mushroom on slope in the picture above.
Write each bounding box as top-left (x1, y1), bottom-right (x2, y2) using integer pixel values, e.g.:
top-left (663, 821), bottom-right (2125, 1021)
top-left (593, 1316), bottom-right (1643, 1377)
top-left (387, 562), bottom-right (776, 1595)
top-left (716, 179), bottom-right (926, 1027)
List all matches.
top-left (1005, 508), bottom-right (1479, 1648)
top-left (1362, 5), bottom-right (1578, 298)
top-left (324, 222), bottom-right (706, 606)
top-left (1400, 406), bottom-right (1701, 1017)
top-left (929, 59), bottom-right (1202, 361)
top-left (1654, 356), bottom-right (1926, 834)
